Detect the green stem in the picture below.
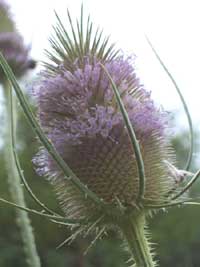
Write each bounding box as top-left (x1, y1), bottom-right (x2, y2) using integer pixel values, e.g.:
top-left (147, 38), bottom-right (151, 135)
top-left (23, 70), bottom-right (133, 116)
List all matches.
top-left (3, 81), bottom-right (41, 267)
top-left (121, 213), bottom-right (155, 267)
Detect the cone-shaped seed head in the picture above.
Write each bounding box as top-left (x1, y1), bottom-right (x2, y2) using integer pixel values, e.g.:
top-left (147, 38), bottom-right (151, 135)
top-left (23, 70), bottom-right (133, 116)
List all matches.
top-left (34, 11), bottom-right (177, 219)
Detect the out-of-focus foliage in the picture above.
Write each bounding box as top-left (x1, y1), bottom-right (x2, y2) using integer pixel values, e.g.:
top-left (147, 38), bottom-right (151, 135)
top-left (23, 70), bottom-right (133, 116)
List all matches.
top-left (150, 129), bottom-right (200, 267)
top-left (0, 0), bottom-right (15, 32)
top-left (0, 100), bottom-right (200, 266)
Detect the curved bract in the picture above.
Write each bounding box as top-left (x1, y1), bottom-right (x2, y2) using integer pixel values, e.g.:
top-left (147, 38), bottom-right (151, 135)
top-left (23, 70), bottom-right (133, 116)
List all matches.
top-left (145, 36), bottom-right (193, 171)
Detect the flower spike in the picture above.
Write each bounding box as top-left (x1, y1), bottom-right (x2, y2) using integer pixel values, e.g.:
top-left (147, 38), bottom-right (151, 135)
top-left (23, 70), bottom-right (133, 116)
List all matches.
top-left (1, 6), bottom-right (200, 267)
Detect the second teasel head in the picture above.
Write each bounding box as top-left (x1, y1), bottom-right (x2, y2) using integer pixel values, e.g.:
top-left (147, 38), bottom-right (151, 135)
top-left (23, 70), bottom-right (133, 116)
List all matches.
top-left (0, 0), bottom-right (36, 82)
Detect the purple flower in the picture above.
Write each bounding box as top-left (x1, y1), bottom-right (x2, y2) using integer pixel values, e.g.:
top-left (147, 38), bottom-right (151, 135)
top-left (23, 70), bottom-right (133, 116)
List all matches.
top-left (34, 54), bottom-right (176, 219)
top-left (0, 1), bottom-right (36, 82)
top-left (0, 0), bottom-right (10, 16)
top-left (0, 32), bottom-right (36, 80)
top-left (0, 0), bottom-right (8, 10)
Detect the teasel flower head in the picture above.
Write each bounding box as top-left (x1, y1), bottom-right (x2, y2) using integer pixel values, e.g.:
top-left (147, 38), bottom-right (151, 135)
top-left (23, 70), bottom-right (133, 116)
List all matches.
top-left (0, 0), bottom-right (36, 82)
top-left (33, 8), bottom-right (198, 267)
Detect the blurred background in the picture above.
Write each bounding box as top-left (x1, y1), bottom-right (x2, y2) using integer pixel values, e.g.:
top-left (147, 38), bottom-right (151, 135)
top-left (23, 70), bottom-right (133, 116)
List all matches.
top-left (0, 0), bottom-right (200, 266)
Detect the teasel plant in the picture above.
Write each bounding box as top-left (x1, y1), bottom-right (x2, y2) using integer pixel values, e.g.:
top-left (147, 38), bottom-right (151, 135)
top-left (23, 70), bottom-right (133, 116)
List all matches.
top-left (0, 5), bottom-right (200, 267)
top-left (0, 1), bottom-right (40, 267)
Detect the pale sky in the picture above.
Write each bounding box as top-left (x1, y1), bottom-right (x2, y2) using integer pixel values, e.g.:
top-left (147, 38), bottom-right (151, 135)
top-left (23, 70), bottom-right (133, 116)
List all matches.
top-left (5, 0), bottom-right (200, 132)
